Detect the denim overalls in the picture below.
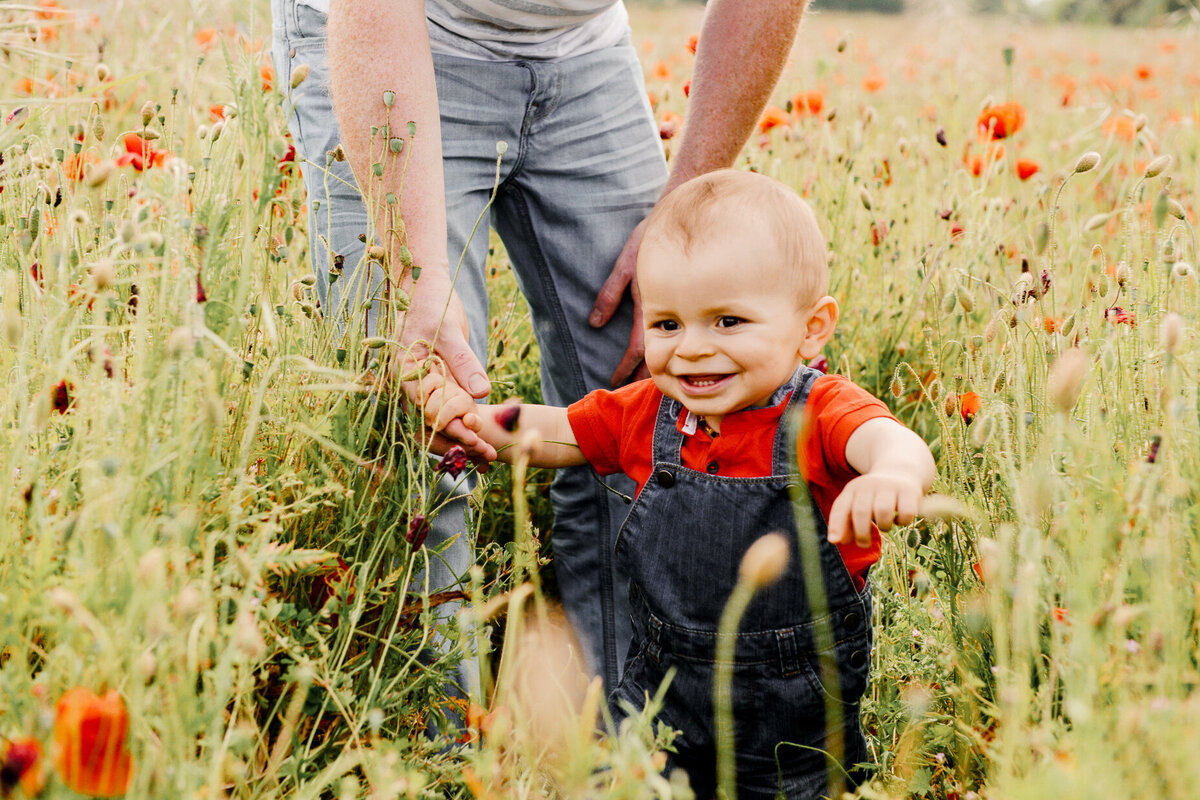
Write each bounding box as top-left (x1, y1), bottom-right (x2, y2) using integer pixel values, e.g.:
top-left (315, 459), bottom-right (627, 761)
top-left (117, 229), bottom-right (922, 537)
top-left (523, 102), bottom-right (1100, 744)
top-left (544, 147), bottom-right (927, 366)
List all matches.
top-left (609, 368), bottom-right (874, 799)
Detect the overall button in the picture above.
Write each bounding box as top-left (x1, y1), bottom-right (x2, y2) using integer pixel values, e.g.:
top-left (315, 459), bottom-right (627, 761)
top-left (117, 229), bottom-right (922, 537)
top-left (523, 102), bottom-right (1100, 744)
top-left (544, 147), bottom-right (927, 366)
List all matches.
top-left (848, 650), bottom-right (868, 669)
top-left (706, 461), bottom-right (719, 474)
top-left (842, 611), bottom-right (862, 632)
top-left (655, 469), bottom-right (676, 488)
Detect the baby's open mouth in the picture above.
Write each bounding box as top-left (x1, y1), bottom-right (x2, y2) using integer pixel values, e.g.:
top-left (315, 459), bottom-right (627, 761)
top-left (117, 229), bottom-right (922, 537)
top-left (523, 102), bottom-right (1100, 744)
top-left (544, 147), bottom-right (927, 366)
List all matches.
top-left (679, 374), bottom-right (732, 392)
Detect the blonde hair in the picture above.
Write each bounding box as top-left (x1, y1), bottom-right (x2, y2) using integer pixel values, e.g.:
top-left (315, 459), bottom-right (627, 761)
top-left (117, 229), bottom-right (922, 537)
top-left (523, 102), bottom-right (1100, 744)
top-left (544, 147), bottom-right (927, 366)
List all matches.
top-left (640, 169), bottom-right (828, 305)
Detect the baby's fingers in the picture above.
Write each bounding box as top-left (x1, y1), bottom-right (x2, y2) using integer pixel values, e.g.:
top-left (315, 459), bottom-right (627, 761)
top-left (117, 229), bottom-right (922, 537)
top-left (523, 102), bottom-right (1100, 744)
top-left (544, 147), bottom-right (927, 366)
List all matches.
top-left (850, 487), bottom-right (876, 547)
top-left (896, 489), bottom-right (920, 527)
top-left (827, 489), bottom-right (853, 545)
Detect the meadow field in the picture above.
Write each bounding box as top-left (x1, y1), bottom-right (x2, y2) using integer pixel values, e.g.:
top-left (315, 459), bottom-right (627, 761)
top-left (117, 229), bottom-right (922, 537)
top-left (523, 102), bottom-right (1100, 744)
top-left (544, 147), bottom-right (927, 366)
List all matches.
top-left (1, 1), bottom-right (1199, 797)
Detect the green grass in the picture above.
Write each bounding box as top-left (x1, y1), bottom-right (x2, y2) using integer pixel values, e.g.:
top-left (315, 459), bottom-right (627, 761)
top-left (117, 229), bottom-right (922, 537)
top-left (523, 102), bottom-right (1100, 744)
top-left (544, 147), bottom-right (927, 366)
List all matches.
top-left (1, 2), bottom-right (1198, 798)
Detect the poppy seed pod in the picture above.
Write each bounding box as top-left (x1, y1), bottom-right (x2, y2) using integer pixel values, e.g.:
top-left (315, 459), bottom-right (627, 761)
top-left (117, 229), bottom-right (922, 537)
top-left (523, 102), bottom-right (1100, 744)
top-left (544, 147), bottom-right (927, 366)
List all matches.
top-left (1114, 260), bottom-right (1130, 287)
top-left (1143, 154), bottom-right (1172, 179)
top-left (1160, 312), bottom-right (1183, 355)
top-left (290, 63), bottom-right (310, 89)
top-left (1047, 348), bottom-right (1088, 413)
top-left (1073, 151), bottom-right (1101, 174)
top-left (738, 532), bottom-right (790, 590)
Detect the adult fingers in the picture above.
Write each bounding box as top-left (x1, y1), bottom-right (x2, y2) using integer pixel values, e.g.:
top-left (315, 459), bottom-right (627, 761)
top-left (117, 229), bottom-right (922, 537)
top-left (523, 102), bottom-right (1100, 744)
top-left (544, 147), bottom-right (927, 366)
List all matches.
top-left (438, 327), bottom-right (491, 398)
top-left (590, 217), bottom-right (646, 328)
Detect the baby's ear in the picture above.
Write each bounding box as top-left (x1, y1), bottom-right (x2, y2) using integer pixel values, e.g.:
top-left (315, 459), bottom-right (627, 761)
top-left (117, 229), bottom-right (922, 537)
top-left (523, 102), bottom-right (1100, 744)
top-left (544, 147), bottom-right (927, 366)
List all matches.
top-left (798, 296), bottom-right (839, 360)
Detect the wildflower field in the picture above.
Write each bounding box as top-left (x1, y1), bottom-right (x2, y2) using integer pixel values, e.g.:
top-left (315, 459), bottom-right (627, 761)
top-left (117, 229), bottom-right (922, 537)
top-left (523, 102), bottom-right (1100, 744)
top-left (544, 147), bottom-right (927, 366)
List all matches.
top-left (2, 1), bottom-right (1199, 797)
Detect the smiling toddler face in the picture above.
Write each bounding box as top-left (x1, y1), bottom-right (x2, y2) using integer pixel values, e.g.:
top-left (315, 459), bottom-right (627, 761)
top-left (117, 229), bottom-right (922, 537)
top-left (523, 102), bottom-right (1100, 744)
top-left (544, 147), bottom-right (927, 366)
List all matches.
top-left (636, 170), bottom-right (831, 428)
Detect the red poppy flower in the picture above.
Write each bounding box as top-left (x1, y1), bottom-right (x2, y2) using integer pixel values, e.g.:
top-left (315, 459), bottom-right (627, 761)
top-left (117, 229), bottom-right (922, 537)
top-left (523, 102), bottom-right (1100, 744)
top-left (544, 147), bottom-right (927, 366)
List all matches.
top-left (1016, 158), bottom-right (1040, 181)
top-left (54, 687), bottom-right (134, 797)
top-left (1, 737), bottom-right (45, 796)
top-left (686, 34), bottom-right (698, 55)
top-left (976, 102), bottom-right (1025, 140)
top-left (51, 379), bottom-right (74, 414)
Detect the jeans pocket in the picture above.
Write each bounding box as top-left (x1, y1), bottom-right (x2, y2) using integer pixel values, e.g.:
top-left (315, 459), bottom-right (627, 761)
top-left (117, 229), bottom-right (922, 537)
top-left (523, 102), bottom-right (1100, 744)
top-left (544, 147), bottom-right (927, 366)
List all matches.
top-left (800, 634), bottom-right (871, 707)
top-left (291, 2), bottom-right (328, 42)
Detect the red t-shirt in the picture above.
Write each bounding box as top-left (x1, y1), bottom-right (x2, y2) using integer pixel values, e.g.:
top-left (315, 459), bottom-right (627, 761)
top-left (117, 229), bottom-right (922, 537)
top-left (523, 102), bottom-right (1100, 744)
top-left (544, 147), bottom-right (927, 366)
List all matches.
top-left (566, 374), bottom-right (897, 587)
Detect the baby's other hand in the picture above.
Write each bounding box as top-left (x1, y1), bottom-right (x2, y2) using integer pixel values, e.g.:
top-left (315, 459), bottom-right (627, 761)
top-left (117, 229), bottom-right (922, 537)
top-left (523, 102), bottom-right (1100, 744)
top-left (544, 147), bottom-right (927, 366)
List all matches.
top-left (827, 471), bottom-right (923, 549)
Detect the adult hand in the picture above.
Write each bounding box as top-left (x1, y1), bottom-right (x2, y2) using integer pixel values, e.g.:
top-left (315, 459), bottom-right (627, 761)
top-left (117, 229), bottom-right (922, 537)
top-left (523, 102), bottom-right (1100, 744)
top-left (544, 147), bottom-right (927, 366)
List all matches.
top-left (392, 270), bottom-right (495, 460)
top-left (590, 216), bottom-right (650, 386)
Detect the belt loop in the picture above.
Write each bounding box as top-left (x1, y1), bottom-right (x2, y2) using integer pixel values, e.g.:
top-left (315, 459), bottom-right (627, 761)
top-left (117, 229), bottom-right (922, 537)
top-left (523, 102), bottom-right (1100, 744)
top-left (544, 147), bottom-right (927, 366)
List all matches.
top-left (646, 614), bottom-right (663, 663)
top-left (776, 628), bottom-right (800, 677)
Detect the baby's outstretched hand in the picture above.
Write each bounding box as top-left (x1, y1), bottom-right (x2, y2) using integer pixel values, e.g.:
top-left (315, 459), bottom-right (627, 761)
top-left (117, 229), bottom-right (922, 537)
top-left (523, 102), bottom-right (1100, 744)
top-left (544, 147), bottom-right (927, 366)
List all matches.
top-left (827, 471), bottom-right (923, 549)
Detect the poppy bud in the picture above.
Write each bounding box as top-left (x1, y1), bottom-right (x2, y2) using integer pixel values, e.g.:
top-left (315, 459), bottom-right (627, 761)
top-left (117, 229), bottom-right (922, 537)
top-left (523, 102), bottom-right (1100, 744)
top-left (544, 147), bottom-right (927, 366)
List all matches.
top-left (836, 34), bottom-right (848, 53)
top-left (1134, 114), bottom-right (1147, 132)
top-left (941, 291), bottom-right (957, 313)
top-left (1047, 348), bottom-right (1088, 413)
top-left (1167, 199), bottom-right (1186, 220)
top-left (1160, 312), bottom-right (1183, 355)
top-left (971, 412), bottom-right (995, 446)
top-left (141, 100), bottom-right (155, 127)
top-left (738, 532), bottom-right (789, 590)
top-left (1073, 151), bottom-right (1100, 174)
top-left (858, 186), bottom-right (873, 211)
top-left (92, 114), bottom-right (105, 141)
top-left (1114, 260), bottom-right (1130, 287)
top-left (955, 286), bottom-right (974, 312)
top-left (437, 445), bottom-right (470, 478)
top-left (1143, 154), bottom-right (1172, 179)
top-left (984, 314), bottom-right (1001, 343)
top-left (407, 513), bottom-right (430, 548)
top-left (233, 609), bottom-right (266, 660)
top-left (1097, 274), bottom-right (1111, 297)
top-left (367, 244), bottom-right (387, 263)
top-left (95, 63), bottom-right (111, 82)
top-left (889, 375), bottom-right (904, 397)
top-left (1172, 261), bottom-right (1193, 279)
top-left (291, 63), bottom-right (310, 89)
top-left (1083, 211), bottom-right (1114, 231)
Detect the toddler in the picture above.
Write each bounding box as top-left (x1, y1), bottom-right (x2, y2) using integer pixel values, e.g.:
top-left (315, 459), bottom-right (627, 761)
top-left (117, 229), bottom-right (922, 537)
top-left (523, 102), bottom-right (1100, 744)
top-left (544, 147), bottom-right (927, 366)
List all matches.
top-left (427, 169), bottom-right (935, 798)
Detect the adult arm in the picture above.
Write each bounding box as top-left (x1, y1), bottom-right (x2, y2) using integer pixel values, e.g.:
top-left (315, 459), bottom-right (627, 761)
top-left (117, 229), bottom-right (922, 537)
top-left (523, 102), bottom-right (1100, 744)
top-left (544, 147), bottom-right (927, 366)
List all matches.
top-left (328, 0), bottom-right (493, 451)
top-left (592, 0), bottom-right (811, 386)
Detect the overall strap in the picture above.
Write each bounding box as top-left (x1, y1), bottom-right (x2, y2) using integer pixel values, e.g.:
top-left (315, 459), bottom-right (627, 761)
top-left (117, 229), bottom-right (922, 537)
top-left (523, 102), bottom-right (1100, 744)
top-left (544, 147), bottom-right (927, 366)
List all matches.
top-left (650, 392), bottom-right (686, 466)
top-left (771, 367), bottom-right (821, 476)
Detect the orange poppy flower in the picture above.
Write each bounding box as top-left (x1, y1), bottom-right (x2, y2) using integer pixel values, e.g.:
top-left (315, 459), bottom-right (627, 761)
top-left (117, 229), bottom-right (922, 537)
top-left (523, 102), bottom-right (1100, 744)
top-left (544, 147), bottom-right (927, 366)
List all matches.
top-left (195, 27), bottom-right (219, 50)
top-left (958, 391), bottom-right (982, 423)
top-left (650, 61), bottom-right (672, 82)
top-left (758, 105), bottom-right (789, 133)
top-left (791, 90), bottom-right (824, 115)
top-left (208, 103), bottom-right (226, 121)
top-left (1134, 64), bottom-right (1152, 81)
top-left (35, 0), bottom-right (67, 18)
top-left (862, 71), bottom-right (886, 93)
top-left (1016, 158), bottom-right (1040, 181)
top-left (260, 61), bottom-right (275, 92)
top-left (1102, 115), bottom-right (1137, 142)
top-left (118, 132), bottom-right (170, 171)
top-left (64, 150), bottom-right (98, 181)
top-left (686, 33), bottom-right (698, 55)
top-left (976, 102), bottom-right (1025, 140)
top-left (54, 688), bottom-right (134, 797)
top-left (965, 141), bottom-right (1004, 176)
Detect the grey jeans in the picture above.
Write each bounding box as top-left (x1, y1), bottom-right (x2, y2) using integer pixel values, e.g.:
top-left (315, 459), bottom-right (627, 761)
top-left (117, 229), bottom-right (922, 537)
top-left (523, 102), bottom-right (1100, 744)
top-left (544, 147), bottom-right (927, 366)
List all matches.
top-left (270, 0), bottom-right (668, 691)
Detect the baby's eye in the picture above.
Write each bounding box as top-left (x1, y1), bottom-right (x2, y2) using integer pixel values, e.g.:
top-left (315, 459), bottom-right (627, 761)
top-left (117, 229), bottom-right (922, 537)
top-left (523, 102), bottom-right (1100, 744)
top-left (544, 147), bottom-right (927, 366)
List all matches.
top-left (717, 316), bottom-right (745, 329)
top-left (650, 319), bottom-right (681, 332)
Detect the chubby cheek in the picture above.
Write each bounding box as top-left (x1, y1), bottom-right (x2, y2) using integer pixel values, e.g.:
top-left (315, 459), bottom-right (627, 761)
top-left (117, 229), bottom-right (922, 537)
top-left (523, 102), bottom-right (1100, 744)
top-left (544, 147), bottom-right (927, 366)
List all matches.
top-left (641, 338), bottom-right (672, 379)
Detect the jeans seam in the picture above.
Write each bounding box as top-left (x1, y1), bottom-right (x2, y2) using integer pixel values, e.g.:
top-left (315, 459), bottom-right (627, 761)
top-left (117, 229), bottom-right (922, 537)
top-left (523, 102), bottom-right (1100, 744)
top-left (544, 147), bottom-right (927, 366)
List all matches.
top-left (507, 188), bottom-right (617, 686)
